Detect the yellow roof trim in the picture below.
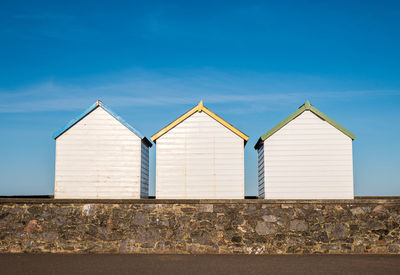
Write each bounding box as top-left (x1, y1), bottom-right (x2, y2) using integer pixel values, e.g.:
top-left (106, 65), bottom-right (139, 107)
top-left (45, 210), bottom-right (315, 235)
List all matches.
top-left (151, 101), bottom-right (249, 142)
top-left (201, 106), bottom-right (249, 141)
top-left (150, 105), bottom-right (198, 141)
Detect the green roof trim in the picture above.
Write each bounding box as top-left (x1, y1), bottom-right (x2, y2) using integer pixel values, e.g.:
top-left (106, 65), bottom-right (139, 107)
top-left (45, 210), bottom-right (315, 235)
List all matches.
top-left (254, 100), bottom-right (356, 149)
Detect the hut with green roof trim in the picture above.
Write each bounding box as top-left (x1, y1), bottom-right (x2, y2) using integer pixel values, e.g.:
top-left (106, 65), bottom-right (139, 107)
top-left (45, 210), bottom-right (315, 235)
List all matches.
top-left (254, 101), bottom-right (355, 199)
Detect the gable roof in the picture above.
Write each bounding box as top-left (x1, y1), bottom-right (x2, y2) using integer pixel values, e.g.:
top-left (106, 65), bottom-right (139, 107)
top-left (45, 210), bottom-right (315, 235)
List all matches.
top-left (254, 100), bottom-right (356, 149)
top-left (53, 100), bottom-right (152, 147)
top-left (151, 101), bottom-right (249, 144)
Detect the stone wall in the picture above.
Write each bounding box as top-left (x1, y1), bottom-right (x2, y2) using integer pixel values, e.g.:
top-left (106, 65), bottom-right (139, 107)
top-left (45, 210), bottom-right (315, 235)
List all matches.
top-left (0, 198), bottom-right (399, 254)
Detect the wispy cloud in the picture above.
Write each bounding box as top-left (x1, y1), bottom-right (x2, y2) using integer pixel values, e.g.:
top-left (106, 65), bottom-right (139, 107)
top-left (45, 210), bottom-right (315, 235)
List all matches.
top-left (0, 69), bottom-right (399, 114)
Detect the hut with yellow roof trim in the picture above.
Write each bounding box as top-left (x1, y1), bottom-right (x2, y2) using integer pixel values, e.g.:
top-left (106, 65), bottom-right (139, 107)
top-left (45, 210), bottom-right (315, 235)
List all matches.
top-left (151, 101), bottom-right (248, 199)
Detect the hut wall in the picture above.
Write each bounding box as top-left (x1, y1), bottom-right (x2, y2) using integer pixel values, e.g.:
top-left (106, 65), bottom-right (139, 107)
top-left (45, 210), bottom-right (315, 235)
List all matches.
top-left (156, 112), bottom-right (244, 199)
top-left (140, 141), bottom-right (150, 198)
top-left (257, 143), bottom-right (265, 199)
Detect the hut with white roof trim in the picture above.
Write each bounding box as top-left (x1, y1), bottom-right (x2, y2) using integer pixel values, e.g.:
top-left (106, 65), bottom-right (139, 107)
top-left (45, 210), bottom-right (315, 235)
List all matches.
top-left (53, 100), bottom-right (152, 199)
top-left (151, 101), bottom-right (248, 199)
top-left (255, 100), bottom-right (355, 199)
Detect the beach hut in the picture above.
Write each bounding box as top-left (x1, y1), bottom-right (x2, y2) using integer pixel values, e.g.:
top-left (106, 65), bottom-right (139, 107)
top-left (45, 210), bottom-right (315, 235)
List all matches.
top-left (151, 101), bottom-right (248, 199)
top-left (53, 100), bottom-right (152, 199)
top-left (254, 100), bottom-right (355, 199)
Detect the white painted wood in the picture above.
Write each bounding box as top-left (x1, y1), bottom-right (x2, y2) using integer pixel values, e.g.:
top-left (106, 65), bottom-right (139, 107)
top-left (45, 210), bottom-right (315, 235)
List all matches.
top-left (156, 111), bottom-right (245, 199)
top-left (261, 110), bottom-right (354, 199)
top-left (55, 107), bottom-right (148, 199)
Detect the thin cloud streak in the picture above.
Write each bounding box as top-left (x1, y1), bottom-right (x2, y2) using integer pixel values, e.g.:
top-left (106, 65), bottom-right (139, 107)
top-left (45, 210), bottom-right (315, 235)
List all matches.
top-left (0, 70), bottom-right (399, 114)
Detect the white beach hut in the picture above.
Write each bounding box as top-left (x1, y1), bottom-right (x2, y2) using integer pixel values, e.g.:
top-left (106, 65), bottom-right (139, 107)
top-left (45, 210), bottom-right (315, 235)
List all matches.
top-left (151, 101), bottom-right (249, 199)
top-left (255, 100), bottom-right (355, 199)
top-left (53, 100), bottom-right (152, 199)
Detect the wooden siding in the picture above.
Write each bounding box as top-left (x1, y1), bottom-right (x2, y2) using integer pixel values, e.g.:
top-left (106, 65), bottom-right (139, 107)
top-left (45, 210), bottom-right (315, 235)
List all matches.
top-left (140, 141), bottom-right (150, 198)
top-left (55, 107), bottom-right (142, 199)
top-left (257, 144), bottom-right (265, 199)
top-left (263, 110), bottom-right (354, 199)
top-left (156, 111), bottom-right (244, 199)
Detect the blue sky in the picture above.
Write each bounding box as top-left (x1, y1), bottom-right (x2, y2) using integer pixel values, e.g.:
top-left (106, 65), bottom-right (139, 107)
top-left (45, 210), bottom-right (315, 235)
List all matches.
top-left (0, 0), bottom-right (399, 196)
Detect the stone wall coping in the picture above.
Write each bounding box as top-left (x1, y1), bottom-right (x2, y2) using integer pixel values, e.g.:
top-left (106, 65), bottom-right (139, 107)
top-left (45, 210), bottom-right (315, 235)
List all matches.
top-left (1, 197), bottom-right (399, 204)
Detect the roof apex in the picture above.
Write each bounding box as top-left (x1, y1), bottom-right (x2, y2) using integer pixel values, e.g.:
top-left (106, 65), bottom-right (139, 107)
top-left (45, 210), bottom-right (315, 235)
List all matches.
top-left (304, 100), bottom-right (311, 109)
top-left (197, 100), bottom-right (204, 112)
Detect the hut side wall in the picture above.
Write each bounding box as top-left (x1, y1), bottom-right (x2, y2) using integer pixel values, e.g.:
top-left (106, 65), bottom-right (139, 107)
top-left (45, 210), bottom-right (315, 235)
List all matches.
top-left (55, 107), bottom-right (142, 199)
top-left (156, 112), bottom-right (244, 199)
top-left (140, 141), bottom-right (150, 198)
top-left (257, 144), bottom-right (265, 199)
top-left (264, 110), bottom-right (354, 199)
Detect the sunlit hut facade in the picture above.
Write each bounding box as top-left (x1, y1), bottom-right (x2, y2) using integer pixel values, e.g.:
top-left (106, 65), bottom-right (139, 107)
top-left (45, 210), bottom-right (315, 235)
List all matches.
top-left (255, 100), bottom-right (355, 199)
top-left (152, 101), bottom-right (248, 199)
top-left (53, 100), bottom-right (152, 199)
